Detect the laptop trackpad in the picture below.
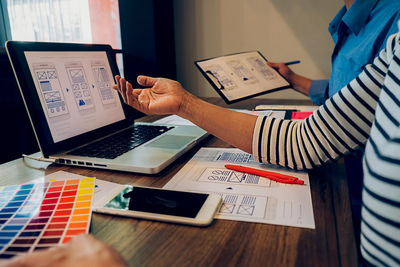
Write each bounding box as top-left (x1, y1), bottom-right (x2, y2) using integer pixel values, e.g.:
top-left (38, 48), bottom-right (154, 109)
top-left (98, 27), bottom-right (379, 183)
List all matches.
top-left (145, 135), bottom-right (196, 149)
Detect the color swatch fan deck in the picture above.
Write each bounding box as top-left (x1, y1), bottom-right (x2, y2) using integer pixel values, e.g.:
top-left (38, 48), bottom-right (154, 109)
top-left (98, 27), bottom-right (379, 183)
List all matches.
top-left (0, 178), bottom-right (95, 258)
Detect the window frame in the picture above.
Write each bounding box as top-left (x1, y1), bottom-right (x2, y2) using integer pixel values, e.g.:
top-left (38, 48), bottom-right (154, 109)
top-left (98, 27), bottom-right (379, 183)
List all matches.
top-left (0, 0), bottom-right (11, 45)
top-left (0, 0), bottom-right (176, 81)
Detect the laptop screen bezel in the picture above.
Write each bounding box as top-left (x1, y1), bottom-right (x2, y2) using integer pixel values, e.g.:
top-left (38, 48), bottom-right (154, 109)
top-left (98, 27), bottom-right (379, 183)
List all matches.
top-left (6, 41), bottom-right (135, 158)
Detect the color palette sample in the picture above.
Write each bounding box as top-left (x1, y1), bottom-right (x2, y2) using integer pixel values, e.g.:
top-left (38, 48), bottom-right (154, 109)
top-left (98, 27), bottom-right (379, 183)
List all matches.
top-left (0, 178), bottom-right (94, 259)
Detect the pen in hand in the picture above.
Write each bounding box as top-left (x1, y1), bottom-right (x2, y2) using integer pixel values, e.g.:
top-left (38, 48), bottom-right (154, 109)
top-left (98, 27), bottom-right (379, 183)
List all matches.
top-left (284, 60), bottom-right (301, 66)
top-left (266, 60), bottom-right (300, 70)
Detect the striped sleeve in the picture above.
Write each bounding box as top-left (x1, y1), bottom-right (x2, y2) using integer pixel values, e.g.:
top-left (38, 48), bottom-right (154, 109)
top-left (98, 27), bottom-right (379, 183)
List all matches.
top-left (252, 34), bottom-right (395, 170)
top-left (361, 32), bottom-right (400, 266)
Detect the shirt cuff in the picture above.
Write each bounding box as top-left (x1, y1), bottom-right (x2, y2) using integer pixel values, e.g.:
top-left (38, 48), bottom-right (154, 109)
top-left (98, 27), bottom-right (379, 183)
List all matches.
top-left (309, 80), bottom-right (329, 105)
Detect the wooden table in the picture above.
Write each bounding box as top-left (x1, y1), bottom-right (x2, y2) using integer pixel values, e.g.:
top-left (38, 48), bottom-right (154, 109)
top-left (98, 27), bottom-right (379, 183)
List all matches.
top-left (0, 98), bottom-right (358, 266)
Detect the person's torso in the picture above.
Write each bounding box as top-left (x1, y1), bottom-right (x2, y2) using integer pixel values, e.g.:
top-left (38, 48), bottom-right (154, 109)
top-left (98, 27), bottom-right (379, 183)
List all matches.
top-left (362, 32), bottom-right (400, 266)
top-left (329, 0), bottom-right (400, 97)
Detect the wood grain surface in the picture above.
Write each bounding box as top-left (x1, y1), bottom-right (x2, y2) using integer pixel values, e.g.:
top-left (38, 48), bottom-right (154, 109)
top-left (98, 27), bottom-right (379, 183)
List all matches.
top-left (0, 98), bottom-right (357, 266)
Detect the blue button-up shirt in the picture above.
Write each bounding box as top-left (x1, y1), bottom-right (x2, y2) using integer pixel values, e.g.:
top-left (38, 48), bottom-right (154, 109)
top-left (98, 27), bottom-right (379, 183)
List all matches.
top-left (309, 0), bottom-right (400, 105)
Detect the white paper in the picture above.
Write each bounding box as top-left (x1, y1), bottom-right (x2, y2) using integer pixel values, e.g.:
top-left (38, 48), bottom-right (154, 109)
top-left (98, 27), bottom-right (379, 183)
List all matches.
top-left (154, 109), bottom-right (286, 126)
top-left (153, 115), bottom-right (196, 126)
top-left (234, 109), bottom-right (287, 119)
top-left (254, 104), bottom-right (318, 112)
top-left (164, 148), bottom-right (315, 229)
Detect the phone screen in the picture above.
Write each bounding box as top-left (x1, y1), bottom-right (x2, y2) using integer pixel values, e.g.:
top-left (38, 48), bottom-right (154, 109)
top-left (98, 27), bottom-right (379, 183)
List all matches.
top-left (104, 186), bottom-right (209, 218)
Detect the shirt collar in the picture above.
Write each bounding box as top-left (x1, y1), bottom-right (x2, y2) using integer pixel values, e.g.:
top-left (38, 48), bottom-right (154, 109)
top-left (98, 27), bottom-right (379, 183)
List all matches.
top-left (329, 0), bottom-right (378, 35)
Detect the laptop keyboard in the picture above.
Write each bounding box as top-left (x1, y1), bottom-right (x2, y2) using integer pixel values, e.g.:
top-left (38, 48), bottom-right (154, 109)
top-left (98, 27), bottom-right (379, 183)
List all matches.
top-left (68, 125), bottom-right (174, 159)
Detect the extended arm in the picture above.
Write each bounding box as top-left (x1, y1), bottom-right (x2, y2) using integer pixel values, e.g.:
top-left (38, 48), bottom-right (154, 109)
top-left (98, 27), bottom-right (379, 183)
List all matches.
top-left (179, 95), bottom-right (257, 153)
top-left (114, 76), bottom-right (257, 154)
top-left (113, 35), bottom-right (393, 170)
top-left (255, 35), bottom-right (393, 169)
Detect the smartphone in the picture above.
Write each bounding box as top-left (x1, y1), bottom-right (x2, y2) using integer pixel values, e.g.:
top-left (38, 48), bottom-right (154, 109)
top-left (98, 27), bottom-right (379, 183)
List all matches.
top-left (94, 185), bottom-right (222, 226)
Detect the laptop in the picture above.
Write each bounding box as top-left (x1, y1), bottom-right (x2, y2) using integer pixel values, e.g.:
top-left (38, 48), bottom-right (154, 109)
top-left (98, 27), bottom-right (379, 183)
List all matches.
top-left (6, 41), bottom-right (208, 174)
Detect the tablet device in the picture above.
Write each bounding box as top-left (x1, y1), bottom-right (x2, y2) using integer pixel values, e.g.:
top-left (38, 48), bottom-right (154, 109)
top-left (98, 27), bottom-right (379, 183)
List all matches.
top-left (94, 185), bottom-right (222, 226)
top-left (195, 51), bottom-right (291, 104)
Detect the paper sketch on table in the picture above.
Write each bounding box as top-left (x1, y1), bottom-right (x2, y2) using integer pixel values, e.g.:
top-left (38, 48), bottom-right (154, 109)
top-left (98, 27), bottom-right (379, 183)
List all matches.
top-left (163, 148), bottom-right (315, 229)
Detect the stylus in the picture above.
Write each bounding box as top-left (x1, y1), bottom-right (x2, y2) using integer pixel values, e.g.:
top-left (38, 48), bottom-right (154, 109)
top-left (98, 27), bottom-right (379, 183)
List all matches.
top-left (284, 60), bottom-right (301, 66)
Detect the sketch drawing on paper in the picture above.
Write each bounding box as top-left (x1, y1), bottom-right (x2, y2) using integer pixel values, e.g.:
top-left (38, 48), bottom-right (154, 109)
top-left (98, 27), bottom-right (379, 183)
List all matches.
top-left (204, 64), bottom-right (236, 90)
top-left (247, 57), bottom-right (276, 80)
top-left (227, 60), bottom-right (258, 84)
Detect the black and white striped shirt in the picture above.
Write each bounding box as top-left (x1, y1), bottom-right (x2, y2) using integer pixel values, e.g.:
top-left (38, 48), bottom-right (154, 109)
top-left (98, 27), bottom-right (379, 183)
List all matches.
top-left (252, 33), bottom-right (400, 265)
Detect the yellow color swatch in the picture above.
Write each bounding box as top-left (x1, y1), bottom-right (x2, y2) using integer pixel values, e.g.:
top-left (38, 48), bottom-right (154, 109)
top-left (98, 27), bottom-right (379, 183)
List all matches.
top-left (81, 178), bottom-right (95, 183)
top-left (79, 182), bottom-right (94, 189)
top-left (76, 195), bottom-right (92, 202)
top-left (78, 188), bottom-right (93, 195)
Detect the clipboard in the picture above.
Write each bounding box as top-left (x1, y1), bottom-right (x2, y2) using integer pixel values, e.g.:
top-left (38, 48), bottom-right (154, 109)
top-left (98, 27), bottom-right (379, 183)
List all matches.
top-left (195, 51), bottom-right (291, 104)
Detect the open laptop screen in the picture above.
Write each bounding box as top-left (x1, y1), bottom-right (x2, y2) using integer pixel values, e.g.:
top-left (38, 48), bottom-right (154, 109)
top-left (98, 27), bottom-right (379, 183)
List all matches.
top-left (6, 41), bottom-right (133, 158)
top-left (24, 51), bottom-right (125, 143)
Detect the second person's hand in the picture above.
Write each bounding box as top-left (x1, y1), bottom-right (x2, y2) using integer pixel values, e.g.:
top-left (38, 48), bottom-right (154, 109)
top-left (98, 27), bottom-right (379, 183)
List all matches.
top-left (267, 61), bottom-right (312, 95)
top-left (267, 61), bottom-right (294, 80)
